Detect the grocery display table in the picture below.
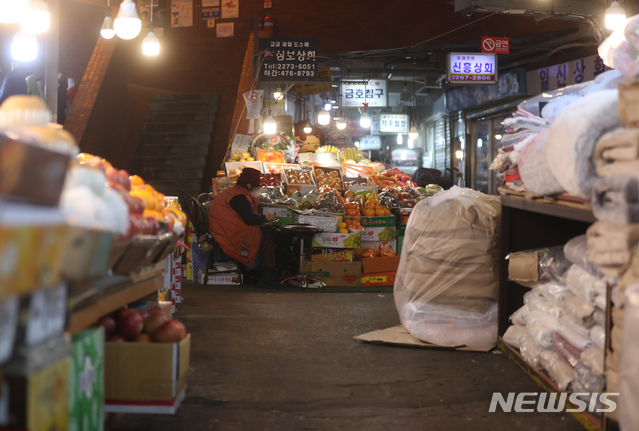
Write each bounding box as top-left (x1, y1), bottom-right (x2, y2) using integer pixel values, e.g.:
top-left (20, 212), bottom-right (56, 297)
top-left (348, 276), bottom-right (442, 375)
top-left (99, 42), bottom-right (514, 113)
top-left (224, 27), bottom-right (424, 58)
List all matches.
top-left (67, 263), bottom-right (164, 335)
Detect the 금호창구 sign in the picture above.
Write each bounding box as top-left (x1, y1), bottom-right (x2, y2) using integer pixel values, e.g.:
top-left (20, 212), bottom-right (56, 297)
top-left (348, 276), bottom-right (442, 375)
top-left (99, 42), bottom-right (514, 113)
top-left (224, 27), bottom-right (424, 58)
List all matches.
top-left (447, 52), bottom-right (498, 85)
top-left (259, 38), bottom-right (318, 82)
top-left (340, 80), bottom-right (388, 108)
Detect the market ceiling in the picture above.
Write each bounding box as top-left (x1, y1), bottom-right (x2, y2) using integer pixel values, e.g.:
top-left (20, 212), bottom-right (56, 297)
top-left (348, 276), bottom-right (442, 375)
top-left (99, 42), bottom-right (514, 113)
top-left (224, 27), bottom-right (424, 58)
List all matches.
top-left (301, 0), bottom-right (639, 91)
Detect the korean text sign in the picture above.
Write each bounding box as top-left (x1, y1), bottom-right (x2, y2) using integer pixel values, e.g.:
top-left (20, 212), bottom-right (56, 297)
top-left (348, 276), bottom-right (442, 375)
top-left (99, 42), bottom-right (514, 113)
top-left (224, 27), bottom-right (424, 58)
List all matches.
top-left (259, 38), bottom-right (318, 82)
top-left (379, 114), bottom-right (409, 133)
top-left (340, 80), bottom-right (388, 108)
top-left (447, 52), bottom-right (498, 85)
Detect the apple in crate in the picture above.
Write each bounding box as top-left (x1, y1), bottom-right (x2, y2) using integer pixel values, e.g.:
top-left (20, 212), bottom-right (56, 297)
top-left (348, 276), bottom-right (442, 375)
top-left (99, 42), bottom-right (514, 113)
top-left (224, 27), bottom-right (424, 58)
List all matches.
top-left (98, 315), bottom-right (116, 336)
top-left (152, 320), bottom-right (187, 342)
top-left (134, 333), bottom-right (152, 343)
top-left (115, 308), bottom-right (143, 340)
top-left (143, 309), bottom-right (169, 334)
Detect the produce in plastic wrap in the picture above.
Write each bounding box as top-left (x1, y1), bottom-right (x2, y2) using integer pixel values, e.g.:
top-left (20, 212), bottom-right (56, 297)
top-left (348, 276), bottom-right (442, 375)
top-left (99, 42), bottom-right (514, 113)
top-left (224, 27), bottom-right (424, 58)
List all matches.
top-left (394, 186), bottom-right (501, 347)
top-left (248, 132), bottom-right (296, 163)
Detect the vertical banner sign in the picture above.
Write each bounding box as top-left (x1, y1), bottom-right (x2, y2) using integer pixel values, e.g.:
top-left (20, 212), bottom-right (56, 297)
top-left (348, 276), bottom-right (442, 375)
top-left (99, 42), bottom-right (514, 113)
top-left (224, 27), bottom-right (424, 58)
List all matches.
top-left (259, 38), bottom-right (318, 82)
top-left (481, 37), bottom-right (510, 54)
top-left (447, 52), bottom-right (497, 85)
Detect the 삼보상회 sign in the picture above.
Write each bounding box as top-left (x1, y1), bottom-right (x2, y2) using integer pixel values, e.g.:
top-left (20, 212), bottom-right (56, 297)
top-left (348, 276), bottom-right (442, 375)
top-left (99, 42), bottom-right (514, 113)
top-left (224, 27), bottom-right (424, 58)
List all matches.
top-left (259, 38), bottom-right (318, 82)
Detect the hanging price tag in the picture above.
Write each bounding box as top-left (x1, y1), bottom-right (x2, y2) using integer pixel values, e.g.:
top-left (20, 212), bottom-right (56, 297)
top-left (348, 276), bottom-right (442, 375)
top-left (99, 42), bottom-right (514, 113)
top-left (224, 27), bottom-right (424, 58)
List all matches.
top-left (0, 297), bottom-right (19, 364)
top-left (25, 284), bottom-right (67, 346)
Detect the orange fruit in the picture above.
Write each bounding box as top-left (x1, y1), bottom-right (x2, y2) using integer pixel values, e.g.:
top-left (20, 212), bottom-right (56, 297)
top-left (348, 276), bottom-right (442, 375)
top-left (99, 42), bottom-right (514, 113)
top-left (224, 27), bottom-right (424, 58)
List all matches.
top-left (364, 200), bottom-right (375, 209)
top-left (375, 208), bottom-right (385, 216)
top-left (338, 222), bottom-right (346, 229)
top-left (368, 196), bottom-right (379, 205)
top-left (339, 228), bottom-right (349, 234)
top-left (129, 175), bottom-right (145, 187)
top-left (363, 208), bottom-right (375, 217)
top-left (383, 207), bottom-right (391, 216)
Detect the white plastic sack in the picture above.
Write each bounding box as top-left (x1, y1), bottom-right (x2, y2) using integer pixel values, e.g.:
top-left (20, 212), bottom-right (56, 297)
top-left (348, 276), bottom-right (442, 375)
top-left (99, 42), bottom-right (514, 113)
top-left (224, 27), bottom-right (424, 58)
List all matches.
top-left (394, 186), bottom-right (501, 347)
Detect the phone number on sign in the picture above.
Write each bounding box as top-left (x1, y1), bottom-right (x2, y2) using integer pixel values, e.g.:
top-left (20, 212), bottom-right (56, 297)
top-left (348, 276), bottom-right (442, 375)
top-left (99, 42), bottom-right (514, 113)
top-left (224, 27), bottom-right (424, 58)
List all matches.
top-left (263, 70), bottom-right (316, 77)
top-left (450, 74), bottom-right (496, 81)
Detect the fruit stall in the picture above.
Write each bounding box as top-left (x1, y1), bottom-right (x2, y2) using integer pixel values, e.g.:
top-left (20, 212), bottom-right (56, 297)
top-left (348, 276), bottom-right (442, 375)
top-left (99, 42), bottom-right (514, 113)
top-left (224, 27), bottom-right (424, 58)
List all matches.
top-left (0, 96), bottom-right (191, 428)
top-left (210, 131), bottom-right (444, 288)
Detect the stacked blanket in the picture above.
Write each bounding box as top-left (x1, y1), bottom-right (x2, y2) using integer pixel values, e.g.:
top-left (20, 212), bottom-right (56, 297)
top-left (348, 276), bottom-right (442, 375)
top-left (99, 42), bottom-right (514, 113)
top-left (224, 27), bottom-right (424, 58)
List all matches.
top-left (586, 221), bottom-right (639, 276)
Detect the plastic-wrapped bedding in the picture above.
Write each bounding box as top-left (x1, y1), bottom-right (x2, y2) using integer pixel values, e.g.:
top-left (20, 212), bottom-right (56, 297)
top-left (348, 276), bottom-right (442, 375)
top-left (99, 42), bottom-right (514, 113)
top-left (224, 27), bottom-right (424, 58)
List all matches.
top-left (539, 350), bottom-right (577, 391)
top-left (546, 89), bottom-right (621, 199)
top-left (619, 283), bottom-right (639, 431)
top-left (394, 186), bottom-right (501, 347)
top-left (564, 235), bottom-right (603, 277)
top-left (592, 175), bottom-right (639, 225)
top-left (518, 129), bottom-right (565, 196)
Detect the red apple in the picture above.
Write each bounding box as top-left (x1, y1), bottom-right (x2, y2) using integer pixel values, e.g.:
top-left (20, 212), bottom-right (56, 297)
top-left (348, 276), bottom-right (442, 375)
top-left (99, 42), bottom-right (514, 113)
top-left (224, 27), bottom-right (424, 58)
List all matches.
top-left (118, 169), bottom-right (131, 191)
top-left (98, 316), bottom-right (116, 336)
top-left (152, 320), bottom-right (185, 342)
top-left (134, 333), bottom-right (152, 342)
top-left (401, 174), bottom-right (411, 182)
top-left (138, 309), bottom-right (150, 321)
top-left (107, 335), bottom-right (125, 342)
top-left (116, 309), bottom-right (144, 340)
top-left (143, 310), bottom-right (170, 334)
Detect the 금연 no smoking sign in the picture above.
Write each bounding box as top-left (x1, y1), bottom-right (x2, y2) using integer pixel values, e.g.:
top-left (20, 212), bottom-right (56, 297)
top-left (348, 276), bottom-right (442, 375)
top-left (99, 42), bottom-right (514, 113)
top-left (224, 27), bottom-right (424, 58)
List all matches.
top-left (482, 36), bottom-right (510, 54)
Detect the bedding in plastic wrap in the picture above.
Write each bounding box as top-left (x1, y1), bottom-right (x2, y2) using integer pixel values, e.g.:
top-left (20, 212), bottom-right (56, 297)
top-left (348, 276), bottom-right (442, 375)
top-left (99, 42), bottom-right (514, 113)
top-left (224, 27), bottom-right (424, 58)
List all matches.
top-left (564, 235), bottom-right (604, 277)
top-left (518, 129), bottom-right (565, 196)
top-left (599, 14), bottom-right (639, 79)
top-left (546, 89), bottom-right (621, 199)
top-left (619, 283), bottom-right (639, 431)
top-left (507, 245), bottom-right (572, 287)
top-left (593, 128), bottom-right (639, 177)
top-left (592, 175), bottom-right (639, 225)
top-left (539, 350), bottom-right (577, 391)
top-left (394, 186), bottom-right (501, 347)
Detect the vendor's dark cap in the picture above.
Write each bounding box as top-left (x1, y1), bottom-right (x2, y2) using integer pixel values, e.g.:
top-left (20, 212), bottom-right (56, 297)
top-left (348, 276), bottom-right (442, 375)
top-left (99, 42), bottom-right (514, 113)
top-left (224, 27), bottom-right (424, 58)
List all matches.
top-left (238, 167), bottom-right (261, 187)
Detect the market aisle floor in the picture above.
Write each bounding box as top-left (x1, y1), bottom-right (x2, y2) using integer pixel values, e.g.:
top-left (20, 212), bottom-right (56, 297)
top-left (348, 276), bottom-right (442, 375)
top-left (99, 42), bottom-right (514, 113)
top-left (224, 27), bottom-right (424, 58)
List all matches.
top-left (109, 282), bottom-right (583, 431)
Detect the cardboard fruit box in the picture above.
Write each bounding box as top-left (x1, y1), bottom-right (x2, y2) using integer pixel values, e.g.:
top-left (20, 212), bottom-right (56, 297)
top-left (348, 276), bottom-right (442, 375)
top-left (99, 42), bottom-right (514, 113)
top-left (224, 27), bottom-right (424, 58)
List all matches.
top-left (259, 204), bottom-right (296, 226)
top-left (312, 232), bottom-right (361, 249)
top-left (283, 168), bottom-right (317, 195)
top-left (69, 327), bottom-right (104, 431)
top-left (0, 204), bottom-right (68, 296)
top-left (105, 334), bottom-right (191, 403)
top-left (360, 271), bottom-right (397, 287)
top-left (303, 261), bottom-right (362, 286)
top-left (360, 255), bottom-right (401, 274)
top-left (345, 216), bottom-right (396, 242)
top-left (112, 235), bottom-right (161, 275)
top-left (0, 135), bottom-right (70, 207)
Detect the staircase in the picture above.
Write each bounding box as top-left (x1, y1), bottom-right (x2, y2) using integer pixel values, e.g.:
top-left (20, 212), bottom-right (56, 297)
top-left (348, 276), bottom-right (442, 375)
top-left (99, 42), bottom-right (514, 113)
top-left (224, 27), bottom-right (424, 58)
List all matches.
top-left (131, 93), bottom-right (219, 197)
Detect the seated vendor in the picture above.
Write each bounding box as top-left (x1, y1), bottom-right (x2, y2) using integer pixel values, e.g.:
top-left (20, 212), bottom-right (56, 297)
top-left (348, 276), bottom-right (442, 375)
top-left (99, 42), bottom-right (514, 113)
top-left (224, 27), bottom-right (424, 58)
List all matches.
top-left (208, 167), bottom-right (280, 288)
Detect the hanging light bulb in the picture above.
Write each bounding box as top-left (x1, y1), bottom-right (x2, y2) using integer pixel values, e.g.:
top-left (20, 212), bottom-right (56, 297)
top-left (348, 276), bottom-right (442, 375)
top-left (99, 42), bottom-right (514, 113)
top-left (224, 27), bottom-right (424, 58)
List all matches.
top-left (360, 112), bottom-right (371, 129)
top-left (397, 133), bottom-right (403, 145)
top-left (11, 31), bottom-right (38, 62)
top-left (273, 87), bottom-right (283, 100)
top-left (101, 5), bottom-right (115, 39)
top-left (408, 123), bottom-right (419, 140)
top-left (142, 32), bottom-right (160, 56)
top-left (605, 1), bottom-right (626, 30)
top-left (455, 150), bottom-right (464, 160)
top-left (20, 0), bottom-right (50, 34)
top-left (408, 138), bottom-right (414, 149)
top-left (114, 0), bottom-right (142, 40)
top-left (318, 109), bottom-right (331, 126)
top-left (0, 0), bottom-right (29, 24)
top-left (263, 111), bottom-right (277, 134)
top-left (303, 121), bottom-right (313, 134)
top-left (336, 113), bottom-right (347, 130)
top-left (324, 101), bottom-right (332, 111)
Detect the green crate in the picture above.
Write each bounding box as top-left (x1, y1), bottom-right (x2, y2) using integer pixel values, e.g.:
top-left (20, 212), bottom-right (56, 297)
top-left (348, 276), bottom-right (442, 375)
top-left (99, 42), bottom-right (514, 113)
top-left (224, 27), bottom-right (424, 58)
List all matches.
top-left (69, 327), bottom-right (104, 431)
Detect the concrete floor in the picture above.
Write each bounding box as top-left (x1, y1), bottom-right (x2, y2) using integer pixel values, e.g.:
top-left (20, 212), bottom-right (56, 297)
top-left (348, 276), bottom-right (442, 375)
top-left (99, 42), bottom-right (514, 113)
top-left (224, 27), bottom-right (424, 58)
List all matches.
top-left (109, 282), bottom-right (584, 431)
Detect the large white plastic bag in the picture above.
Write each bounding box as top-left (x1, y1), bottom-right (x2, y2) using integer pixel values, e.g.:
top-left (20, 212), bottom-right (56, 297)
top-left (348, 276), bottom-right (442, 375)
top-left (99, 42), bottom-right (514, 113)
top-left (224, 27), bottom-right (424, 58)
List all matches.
top-left (619, 283), bottom-right (639, 431)
top-left (394, 186), bottom-right (501, 347)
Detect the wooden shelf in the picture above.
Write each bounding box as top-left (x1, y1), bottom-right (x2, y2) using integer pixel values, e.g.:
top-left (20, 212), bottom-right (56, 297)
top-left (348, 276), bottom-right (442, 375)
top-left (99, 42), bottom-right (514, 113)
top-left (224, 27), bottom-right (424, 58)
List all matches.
top-left (498, 338), bottom-right (603, 431)
top-left (67, 265), bottom-right (164, 335)
top-left (501, 195), bottom-right (596, 223)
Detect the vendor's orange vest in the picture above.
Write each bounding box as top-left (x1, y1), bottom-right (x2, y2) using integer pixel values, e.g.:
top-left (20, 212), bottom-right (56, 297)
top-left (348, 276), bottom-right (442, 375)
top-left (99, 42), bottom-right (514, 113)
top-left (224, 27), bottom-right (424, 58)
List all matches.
top-left (208, 186), bottom-right (262, 266)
